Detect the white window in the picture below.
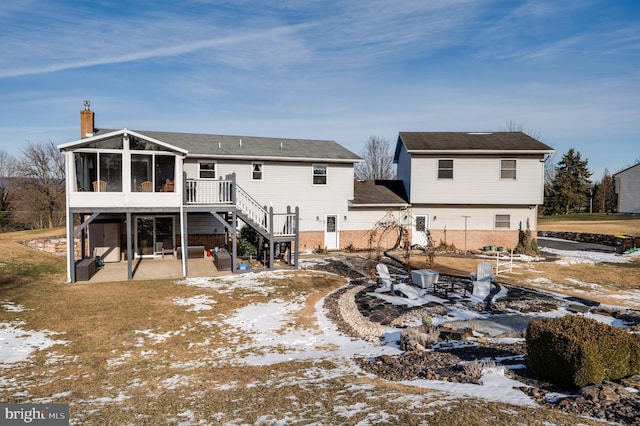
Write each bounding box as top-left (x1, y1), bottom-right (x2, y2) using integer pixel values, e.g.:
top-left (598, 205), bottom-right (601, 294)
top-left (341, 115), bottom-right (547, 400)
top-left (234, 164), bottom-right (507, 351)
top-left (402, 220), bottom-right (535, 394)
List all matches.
top-left (313, 164), bottom-right (327, 185)
top-left (252, 163), bottom-right (263, 181)
top-left (438, 159), bottom-right (453, 179)
top-left (495, 214), bottom-right (511, 229)
top-left (199, 162), bottom-right (216, 179)
top-left (501, 159), bottom-right (517, 180)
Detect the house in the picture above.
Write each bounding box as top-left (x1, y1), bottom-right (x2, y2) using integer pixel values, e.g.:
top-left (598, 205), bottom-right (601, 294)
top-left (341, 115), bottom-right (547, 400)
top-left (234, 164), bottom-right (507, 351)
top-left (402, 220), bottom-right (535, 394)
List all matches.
top-left (390, 132), bottom-right (554, 251)
top-left (614, 162), bottom-right (640, 214)
top-left (58, 103), bottom-right (553, 282)
top-left (58, 102), bottom-right (361, 282)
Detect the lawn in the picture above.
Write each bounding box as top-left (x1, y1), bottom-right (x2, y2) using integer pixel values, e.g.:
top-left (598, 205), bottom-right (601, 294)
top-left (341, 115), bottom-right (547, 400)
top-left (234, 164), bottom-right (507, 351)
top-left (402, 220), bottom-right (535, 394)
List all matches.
top-left (538, 213), bottom-right (640, 235)
top-left (0, 227), bottom-right (635, 425)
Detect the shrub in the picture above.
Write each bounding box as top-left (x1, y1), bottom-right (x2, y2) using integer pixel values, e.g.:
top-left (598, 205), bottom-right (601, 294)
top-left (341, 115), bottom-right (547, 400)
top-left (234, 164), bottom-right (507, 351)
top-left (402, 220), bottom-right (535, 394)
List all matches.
top-left (526, 315), bottom-right (640, 388)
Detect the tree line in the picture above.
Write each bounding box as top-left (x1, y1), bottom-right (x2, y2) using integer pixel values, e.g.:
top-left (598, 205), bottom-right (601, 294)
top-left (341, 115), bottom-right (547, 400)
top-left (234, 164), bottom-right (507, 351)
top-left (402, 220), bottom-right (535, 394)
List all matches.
top-left (0, 141), bottom-right (65, 231)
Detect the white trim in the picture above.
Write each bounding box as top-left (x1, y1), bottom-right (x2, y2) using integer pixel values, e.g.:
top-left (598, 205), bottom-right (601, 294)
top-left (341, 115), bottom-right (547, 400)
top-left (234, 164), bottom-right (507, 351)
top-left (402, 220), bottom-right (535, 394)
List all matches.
top-left (58, 128), bottom-right (189, 155)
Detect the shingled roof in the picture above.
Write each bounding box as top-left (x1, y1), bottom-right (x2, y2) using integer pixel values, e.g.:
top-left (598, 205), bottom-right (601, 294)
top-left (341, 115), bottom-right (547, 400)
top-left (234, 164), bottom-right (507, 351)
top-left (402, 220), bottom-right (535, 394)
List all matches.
top-left (395, 132), bottom-right (554, 160)
top-left (92, 128), bottom-right (361, 162)
top-left (351, 180), bottom-right (409, 206)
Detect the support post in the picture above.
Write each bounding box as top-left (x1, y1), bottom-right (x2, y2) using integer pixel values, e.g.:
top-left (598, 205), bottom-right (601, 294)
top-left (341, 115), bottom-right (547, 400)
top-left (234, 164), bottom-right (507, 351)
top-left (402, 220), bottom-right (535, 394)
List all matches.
top-left (126, 212), bottom-right (133, 280)
top-left (66, 211), bottom-right (75, 283)
top-left (269, 206), bottom-right (274, 269)
top-left (180, 205), bottom-right (188, 277)
top-left (231, 210), bottom-right (237, 272)
top-left (294, 206), bottom-right (299, 268)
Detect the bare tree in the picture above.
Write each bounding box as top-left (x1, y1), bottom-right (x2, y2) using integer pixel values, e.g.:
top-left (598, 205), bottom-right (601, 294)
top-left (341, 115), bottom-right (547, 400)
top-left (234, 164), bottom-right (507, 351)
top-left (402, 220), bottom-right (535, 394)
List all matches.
top-left (503, 119), bottom-right (556, 186)
top-left (355, 136), bottom-right (396, 180)
top-left (15, 141), bottom-right (66, 229)
top-left (0, 150), bottom-right (17, 230)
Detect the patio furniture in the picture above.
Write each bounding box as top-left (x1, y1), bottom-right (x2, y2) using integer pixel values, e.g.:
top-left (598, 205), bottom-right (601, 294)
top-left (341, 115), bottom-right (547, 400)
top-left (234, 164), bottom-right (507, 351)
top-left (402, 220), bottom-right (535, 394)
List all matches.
top-left (92, 180), bottom-right (107, 192)
top-left (213, 250), bottom-right (231, 271)
top-left (162, 179), bottom-right (174, 192)
top-left (433, 280), bottom-right (469, 298)
top-left (141, 181), bottom-right (153, 192)
top-left (471, 262), bottom-right (494, 297)
top-left (411, 269), bottom-right (439, 289)
top-left (75, 258), bottom-right (97, 281)
top-left (376, 263), bottom-right (405, 289)
top-left (177, 245), bottom-right (205, 259)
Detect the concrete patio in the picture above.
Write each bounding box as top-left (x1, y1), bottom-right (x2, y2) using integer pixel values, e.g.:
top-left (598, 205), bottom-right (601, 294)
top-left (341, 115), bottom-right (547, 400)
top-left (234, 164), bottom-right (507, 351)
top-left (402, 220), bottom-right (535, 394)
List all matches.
top-left (79, 256), bottom-right (232, 283)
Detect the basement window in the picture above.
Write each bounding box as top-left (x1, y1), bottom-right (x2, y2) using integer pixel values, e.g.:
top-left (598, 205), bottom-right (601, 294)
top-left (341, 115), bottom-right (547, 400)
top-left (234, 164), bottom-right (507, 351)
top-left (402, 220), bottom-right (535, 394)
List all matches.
top-left (495, 214), bottom-right (511, 229)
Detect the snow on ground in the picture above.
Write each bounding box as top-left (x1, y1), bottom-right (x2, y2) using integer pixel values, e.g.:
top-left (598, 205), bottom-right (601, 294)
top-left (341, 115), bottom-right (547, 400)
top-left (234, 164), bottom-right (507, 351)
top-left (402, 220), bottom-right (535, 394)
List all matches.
top-left (540, 246), bottom-right (639, 264)
top-left (0, 321), bottom-right (66, 366)
top-left (0, 247), bottom-right (636, 414)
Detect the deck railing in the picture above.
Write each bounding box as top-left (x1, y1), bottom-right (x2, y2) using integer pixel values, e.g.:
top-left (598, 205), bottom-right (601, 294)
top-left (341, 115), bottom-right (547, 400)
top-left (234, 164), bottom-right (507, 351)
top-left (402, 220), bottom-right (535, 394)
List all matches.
top-left (272, 212), bottom-right (297, 237)
top-left (184, 176), bottom-right (297, 238)
top-left (235, 184), bottom-right (268, 233)
top-left (185, 179), bottom-right (234, 205)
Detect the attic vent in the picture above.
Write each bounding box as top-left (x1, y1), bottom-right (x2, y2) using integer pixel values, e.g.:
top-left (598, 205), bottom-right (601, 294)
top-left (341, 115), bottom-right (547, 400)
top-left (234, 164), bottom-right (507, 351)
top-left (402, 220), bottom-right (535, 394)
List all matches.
top-left (280, 142), bottom-right (283, 150)
top-left (218, 141), bottom-right (221, 150)
top-left (239, 139), bottom-right (242, 147)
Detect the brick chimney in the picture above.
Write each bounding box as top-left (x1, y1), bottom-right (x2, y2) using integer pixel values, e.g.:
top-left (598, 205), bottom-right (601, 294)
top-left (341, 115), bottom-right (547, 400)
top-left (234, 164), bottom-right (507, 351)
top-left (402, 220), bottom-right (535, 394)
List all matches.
top-left (80, 100), bottom-right (94, 139)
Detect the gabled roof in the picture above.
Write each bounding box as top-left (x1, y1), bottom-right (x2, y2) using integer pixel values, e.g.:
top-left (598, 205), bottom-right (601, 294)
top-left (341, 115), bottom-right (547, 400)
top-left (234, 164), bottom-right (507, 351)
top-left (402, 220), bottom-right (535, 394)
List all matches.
top-left (351, 180), bottom-right (409, 207)
top-left (57, 129), bottom-right (189, 155)
top-left (394, 132), bottom-right (554, 161)
top-left (59, 128), bottom-right (361, 163)
top-left (613, 162), bottom-right (640, 178)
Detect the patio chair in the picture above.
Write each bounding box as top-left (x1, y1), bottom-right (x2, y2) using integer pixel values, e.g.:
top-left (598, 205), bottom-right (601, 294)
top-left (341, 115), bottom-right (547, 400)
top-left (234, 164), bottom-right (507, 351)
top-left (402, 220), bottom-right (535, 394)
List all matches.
top-left (375, 263), bottom-right (417, 299)
top-left (92, 180), bottom-right (107, 192)
top-left (141, 181), bottom-right (153, 192)
top-left (470, 262), bottom-right (494, 297)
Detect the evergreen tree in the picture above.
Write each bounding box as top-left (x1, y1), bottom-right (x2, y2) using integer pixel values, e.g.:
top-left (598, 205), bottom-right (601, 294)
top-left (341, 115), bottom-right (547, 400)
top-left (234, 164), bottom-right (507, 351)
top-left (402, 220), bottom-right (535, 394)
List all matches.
top-left (545, 148), bottom-right (592, 214)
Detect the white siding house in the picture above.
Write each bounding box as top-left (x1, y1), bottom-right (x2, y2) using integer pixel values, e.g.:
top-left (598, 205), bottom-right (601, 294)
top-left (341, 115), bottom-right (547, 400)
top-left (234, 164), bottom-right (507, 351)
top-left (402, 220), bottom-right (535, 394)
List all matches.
top-left (390, 132), bottom-right (554, 251)
top-left (58, 104), bottom-right (555, 282)
top-left (614, 163), bottom-right (640, 214)
top-left (58, 104), bottom-right (361, 282)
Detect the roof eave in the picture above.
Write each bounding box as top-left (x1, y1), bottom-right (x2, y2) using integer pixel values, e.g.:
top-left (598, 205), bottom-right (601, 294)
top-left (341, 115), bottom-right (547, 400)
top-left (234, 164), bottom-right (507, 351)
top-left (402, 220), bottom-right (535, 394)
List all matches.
top-left (406, 149), bottom-right (555, 155)
top-left (57, 128), bottom-right (189, 156)
top-left (188, 154), bottom-right (361, 163)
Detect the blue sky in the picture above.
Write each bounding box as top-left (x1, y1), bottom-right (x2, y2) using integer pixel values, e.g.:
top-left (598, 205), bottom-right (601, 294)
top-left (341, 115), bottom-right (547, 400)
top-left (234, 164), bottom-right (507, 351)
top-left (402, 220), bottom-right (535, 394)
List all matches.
top-left (1, 0), bottom-right (638, 179)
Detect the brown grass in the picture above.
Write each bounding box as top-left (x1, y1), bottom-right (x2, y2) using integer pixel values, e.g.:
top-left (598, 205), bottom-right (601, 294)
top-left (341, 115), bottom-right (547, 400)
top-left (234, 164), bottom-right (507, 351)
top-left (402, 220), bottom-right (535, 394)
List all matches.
top-left (0, 227), bottom-right (628, 424)
top-left (538, 214), bottom-right (640, 235)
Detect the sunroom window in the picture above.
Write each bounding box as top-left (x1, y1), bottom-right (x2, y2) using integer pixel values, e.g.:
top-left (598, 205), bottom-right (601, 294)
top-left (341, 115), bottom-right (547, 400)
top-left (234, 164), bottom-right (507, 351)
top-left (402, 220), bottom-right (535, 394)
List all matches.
top-left (131, 154), bottom-right (175, 192)
top-left (74, 152), bottom-right (122, 192)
